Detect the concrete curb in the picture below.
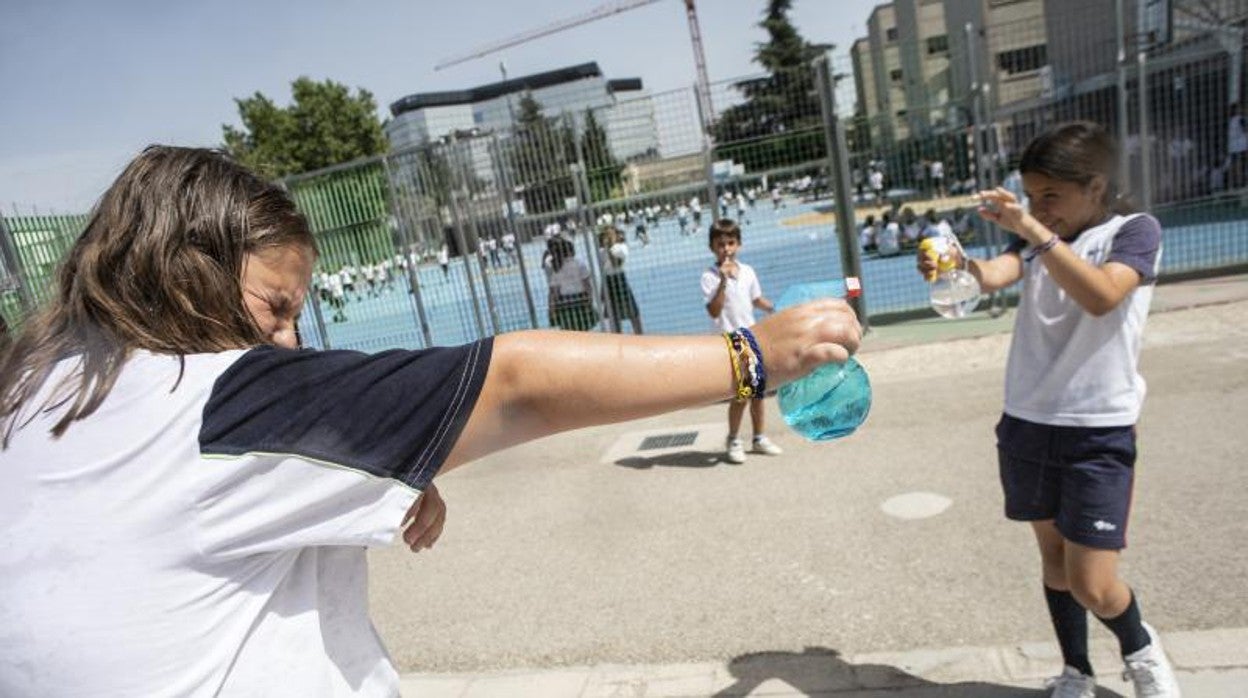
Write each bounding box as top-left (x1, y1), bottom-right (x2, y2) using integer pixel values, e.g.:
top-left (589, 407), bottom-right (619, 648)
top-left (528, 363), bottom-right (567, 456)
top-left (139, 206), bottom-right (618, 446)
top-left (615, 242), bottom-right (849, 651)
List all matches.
top-left (400, 626), bottom-right (1248, 696)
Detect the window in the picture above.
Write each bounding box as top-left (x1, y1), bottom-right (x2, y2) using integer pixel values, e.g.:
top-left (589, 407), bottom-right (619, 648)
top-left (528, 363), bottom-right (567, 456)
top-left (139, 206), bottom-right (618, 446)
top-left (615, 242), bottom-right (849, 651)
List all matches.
top-left (927, 35), bottom-right (949, 55)
top-left (997, 44), bottom-right (1047, 75)
top-left (885, 27), bottom-right (898, 41)
top-left (890, 68), bottom-right (904, 82)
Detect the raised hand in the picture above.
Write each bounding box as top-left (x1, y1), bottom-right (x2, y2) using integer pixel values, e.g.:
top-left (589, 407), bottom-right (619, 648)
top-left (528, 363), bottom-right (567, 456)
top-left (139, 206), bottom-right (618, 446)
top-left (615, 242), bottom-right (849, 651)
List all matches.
top-left (975, 187), bottom-right (1035, 239)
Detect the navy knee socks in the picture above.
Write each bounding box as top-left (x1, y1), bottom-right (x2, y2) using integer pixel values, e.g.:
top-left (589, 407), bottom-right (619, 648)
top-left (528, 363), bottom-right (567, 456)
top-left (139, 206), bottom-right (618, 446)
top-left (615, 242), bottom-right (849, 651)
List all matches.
top-left (1096, 590), bottom-right (1151, 657)
top-left (1044, 585), bottom-right (1094, 676)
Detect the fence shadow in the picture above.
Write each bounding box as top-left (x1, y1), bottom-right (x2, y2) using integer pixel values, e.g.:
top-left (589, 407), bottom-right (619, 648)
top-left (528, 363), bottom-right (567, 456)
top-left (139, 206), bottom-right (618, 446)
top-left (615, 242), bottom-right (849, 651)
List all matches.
top-left (714, 646), bottom-right (1121, 697)
top-left (613, 450), bottom-right (727, 469)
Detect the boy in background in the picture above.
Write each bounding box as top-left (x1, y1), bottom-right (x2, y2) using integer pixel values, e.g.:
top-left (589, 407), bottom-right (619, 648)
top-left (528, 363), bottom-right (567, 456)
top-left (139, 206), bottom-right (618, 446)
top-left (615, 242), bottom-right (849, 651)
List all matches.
top-left (700, 219), bottom-right (782, 464)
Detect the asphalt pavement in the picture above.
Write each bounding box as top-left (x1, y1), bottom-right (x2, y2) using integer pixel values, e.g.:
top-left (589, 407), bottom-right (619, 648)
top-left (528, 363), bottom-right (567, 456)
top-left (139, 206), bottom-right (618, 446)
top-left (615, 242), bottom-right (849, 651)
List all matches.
top-left (369, 273), bottom-right (1248, 697)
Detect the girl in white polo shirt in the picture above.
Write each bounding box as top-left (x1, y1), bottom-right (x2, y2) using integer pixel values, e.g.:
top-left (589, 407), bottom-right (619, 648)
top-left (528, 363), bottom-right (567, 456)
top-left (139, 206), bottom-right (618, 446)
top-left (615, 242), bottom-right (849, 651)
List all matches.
top-left (917, 122), bottom-right (1179, 698)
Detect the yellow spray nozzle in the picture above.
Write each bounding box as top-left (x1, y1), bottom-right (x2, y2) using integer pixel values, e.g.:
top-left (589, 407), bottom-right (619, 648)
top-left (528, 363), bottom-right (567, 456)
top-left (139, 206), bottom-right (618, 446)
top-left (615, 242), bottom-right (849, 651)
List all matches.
top-left (919, 238), bottom-right (944, 282)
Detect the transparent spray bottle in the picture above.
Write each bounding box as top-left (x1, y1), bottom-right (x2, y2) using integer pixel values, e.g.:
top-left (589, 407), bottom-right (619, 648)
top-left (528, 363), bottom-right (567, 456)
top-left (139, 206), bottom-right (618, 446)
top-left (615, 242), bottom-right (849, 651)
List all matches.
top-left (919, 231), bottom-right (982, 319)
top-left (774, 278), bottom-right (872, 441)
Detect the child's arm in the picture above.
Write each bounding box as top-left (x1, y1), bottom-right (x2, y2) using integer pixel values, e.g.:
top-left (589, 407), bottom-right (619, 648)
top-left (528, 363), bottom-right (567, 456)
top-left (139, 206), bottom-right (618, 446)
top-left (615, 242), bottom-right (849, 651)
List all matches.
top-left (705, 274), bottom-right (727, 318)
top-left (977, 188), bottom-right (1144, 315)
top-left (752, 295), bottom-right (775, 313)
top-left (967, 254), bottom-right (1024, 293)
top-left (704, 264), bottom-right (736, 318)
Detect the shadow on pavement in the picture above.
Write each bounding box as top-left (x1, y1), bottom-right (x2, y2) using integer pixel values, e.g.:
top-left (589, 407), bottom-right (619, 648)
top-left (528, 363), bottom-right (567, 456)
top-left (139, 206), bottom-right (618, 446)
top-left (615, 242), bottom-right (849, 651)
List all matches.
top-left (713, 646), bottom-right (1120, 697)
top-left (614, 450), bottom-right (726, 469)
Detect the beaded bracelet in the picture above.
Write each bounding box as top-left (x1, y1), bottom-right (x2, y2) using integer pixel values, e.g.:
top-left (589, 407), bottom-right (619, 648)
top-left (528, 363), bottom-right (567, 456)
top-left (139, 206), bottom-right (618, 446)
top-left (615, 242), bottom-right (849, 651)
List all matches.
top-left (737, 327), bottom-right (767, 399)
top-left (723, 332), bottom-right (747, 401)
top-left (1024, 235), bottom-right (1059, 261)
top-left (736, 332), bottom-right (760, 400)
top-left (724, 331), bottom-right (758, 402)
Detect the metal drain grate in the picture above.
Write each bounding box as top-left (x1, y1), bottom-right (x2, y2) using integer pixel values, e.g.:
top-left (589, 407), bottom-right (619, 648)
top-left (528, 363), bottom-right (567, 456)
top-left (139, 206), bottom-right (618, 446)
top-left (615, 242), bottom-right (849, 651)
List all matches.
top-left (638, 432), bottom-right (698, 451)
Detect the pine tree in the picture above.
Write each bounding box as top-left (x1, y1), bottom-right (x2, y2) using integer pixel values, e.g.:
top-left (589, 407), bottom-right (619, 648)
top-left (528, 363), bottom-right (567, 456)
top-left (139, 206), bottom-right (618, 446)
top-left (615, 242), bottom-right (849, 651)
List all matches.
top-left (711, 0), bottom-right (827, 170)
top-left (506, 94), bottom-right (577, 214)
top-left (579, 108), bottom-right (623, 201)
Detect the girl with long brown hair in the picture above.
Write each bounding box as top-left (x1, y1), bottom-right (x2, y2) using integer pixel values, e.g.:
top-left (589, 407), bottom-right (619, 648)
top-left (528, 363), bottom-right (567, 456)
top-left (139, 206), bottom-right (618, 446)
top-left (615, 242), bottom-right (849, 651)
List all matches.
top-left (0, 145), bottom-right (861, 696)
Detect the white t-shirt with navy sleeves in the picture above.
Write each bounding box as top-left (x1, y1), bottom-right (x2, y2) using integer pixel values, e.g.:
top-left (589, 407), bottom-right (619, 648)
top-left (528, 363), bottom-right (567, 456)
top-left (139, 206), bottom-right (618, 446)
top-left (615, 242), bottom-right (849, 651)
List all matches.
top-left (1003, 213), bottom-right (1162, 427)
top-left (0, 341), bottom-right (491, 697)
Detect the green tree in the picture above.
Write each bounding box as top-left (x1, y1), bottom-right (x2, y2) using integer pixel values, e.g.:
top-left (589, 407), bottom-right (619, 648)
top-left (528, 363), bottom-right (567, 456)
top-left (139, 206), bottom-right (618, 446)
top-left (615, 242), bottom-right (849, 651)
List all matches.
top-left (711, 0), bottom-right (827, 171)
top-left (506, 93), bottom-right (576, 215)
top-left (222, 77), bottom-right (387, 179)
top-left (579, 108), bottom-right (623, 201)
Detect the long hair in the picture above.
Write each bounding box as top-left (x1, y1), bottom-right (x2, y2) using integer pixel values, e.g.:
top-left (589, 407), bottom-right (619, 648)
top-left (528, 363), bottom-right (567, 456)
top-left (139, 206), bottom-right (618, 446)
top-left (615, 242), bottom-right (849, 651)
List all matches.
top-left (0, 145), bottom-right (314, 444)
top-left (1019, 121), bottom-right (1134, 214)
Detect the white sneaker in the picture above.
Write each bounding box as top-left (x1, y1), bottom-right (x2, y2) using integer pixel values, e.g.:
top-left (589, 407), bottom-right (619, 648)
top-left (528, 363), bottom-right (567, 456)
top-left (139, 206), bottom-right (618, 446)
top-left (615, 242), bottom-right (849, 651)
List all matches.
top-left (751, 435), bottom-right (784, 455)
top-left (725, 437), bottom-right (746, 464)
top-left (1044, 666), bottom-right (1096, 698)
top-left (1122, 622), bottom-right (1181, 697)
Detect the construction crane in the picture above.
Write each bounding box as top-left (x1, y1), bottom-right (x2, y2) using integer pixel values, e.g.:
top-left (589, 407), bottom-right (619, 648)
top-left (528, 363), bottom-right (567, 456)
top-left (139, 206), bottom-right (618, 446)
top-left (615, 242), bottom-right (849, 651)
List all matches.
top-left (435, 0), bottom-right (716, 126)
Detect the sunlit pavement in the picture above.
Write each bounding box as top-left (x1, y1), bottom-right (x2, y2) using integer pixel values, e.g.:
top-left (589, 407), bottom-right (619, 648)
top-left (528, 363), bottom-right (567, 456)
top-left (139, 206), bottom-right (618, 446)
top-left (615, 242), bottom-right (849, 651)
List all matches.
top-left (372, 274), bottom-right (1248, 697)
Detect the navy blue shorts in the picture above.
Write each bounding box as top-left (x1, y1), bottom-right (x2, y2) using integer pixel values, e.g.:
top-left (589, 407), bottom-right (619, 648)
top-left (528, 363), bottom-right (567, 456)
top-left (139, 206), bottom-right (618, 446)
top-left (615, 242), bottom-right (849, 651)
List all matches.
top-left (996, 414), bottom-right (1136, 550)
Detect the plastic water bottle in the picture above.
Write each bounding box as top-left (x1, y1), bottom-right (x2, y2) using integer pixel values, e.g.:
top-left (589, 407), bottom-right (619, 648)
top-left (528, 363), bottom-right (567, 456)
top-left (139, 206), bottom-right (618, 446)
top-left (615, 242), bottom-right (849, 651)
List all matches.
top-left (774, 279), bottom-right (872, 441)
top-left (920, 234), bottom-right (982, 319)
top-left (778, 358), bottom-right (871, 441)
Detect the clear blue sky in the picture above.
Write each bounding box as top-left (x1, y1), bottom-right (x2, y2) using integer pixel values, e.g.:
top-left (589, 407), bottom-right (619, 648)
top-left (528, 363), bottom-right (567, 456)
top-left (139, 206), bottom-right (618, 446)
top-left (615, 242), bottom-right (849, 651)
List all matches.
top-left (1, 0), bottom-right (881, 214)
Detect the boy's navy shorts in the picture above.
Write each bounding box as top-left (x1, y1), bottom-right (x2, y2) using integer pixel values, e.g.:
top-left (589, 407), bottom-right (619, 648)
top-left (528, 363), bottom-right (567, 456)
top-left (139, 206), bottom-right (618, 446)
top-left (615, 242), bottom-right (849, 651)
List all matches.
top-left (996, 413), bottom-right (1136, 550)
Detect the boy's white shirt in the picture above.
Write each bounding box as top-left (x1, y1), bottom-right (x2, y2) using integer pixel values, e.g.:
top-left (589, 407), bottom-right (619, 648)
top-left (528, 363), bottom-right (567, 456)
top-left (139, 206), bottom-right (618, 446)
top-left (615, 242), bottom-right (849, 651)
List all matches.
top-left (701, 260), bottom-right (761, 332)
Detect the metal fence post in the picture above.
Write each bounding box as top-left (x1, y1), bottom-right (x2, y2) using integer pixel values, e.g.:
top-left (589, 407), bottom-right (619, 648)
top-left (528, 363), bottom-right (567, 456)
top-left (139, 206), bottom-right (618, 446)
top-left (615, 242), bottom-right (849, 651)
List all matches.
top-left (380, 153), bottom-right (435, 347)
top-left (567, 111), bottom-right (614, 332)
top-left (459, 183), bottom-right (502, 336)
top-left (490, 133), bottom-right (540, 329)
top-left (445, 135), bottom-right (488, 339)
top-left (815, 53), bottom-right (868, 327)
top-left (1137, 0), bottom-right (1153, 211)
top-left (966, 21), bottom-right (1006, 317)
top-left (1116, 0), bottom-right (1131, 192)
top-left (695, 85), bottom-right (720, 219)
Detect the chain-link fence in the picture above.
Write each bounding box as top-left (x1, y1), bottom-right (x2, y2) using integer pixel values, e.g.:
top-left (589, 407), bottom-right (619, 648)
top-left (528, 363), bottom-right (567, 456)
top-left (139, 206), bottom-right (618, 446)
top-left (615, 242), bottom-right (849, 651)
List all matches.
top-left (4, 5), bottom-right (1247, 349)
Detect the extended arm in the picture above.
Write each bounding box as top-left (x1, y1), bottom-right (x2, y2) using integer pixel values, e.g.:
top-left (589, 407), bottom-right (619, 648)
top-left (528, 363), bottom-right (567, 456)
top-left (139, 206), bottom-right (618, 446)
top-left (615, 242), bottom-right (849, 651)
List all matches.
top-left (442, 299), bottom-right (861, 470)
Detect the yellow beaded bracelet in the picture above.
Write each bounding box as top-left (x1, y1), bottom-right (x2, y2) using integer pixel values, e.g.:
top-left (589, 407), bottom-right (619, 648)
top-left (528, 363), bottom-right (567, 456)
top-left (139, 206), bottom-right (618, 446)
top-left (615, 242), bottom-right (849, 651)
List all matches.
top-left (723, 331), bottom-right (751, 402)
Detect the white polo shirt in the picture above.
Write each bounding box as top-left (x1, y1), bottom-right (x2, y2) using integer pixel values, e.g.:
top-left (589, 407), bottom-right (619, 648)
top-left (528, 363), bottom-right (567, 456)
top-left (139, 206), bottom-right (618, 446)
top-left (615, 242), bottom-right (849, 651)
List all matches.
top-left (701, 261), bottom-right (762, 332)
top-left (0, 342), bottom-right (491, 696)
